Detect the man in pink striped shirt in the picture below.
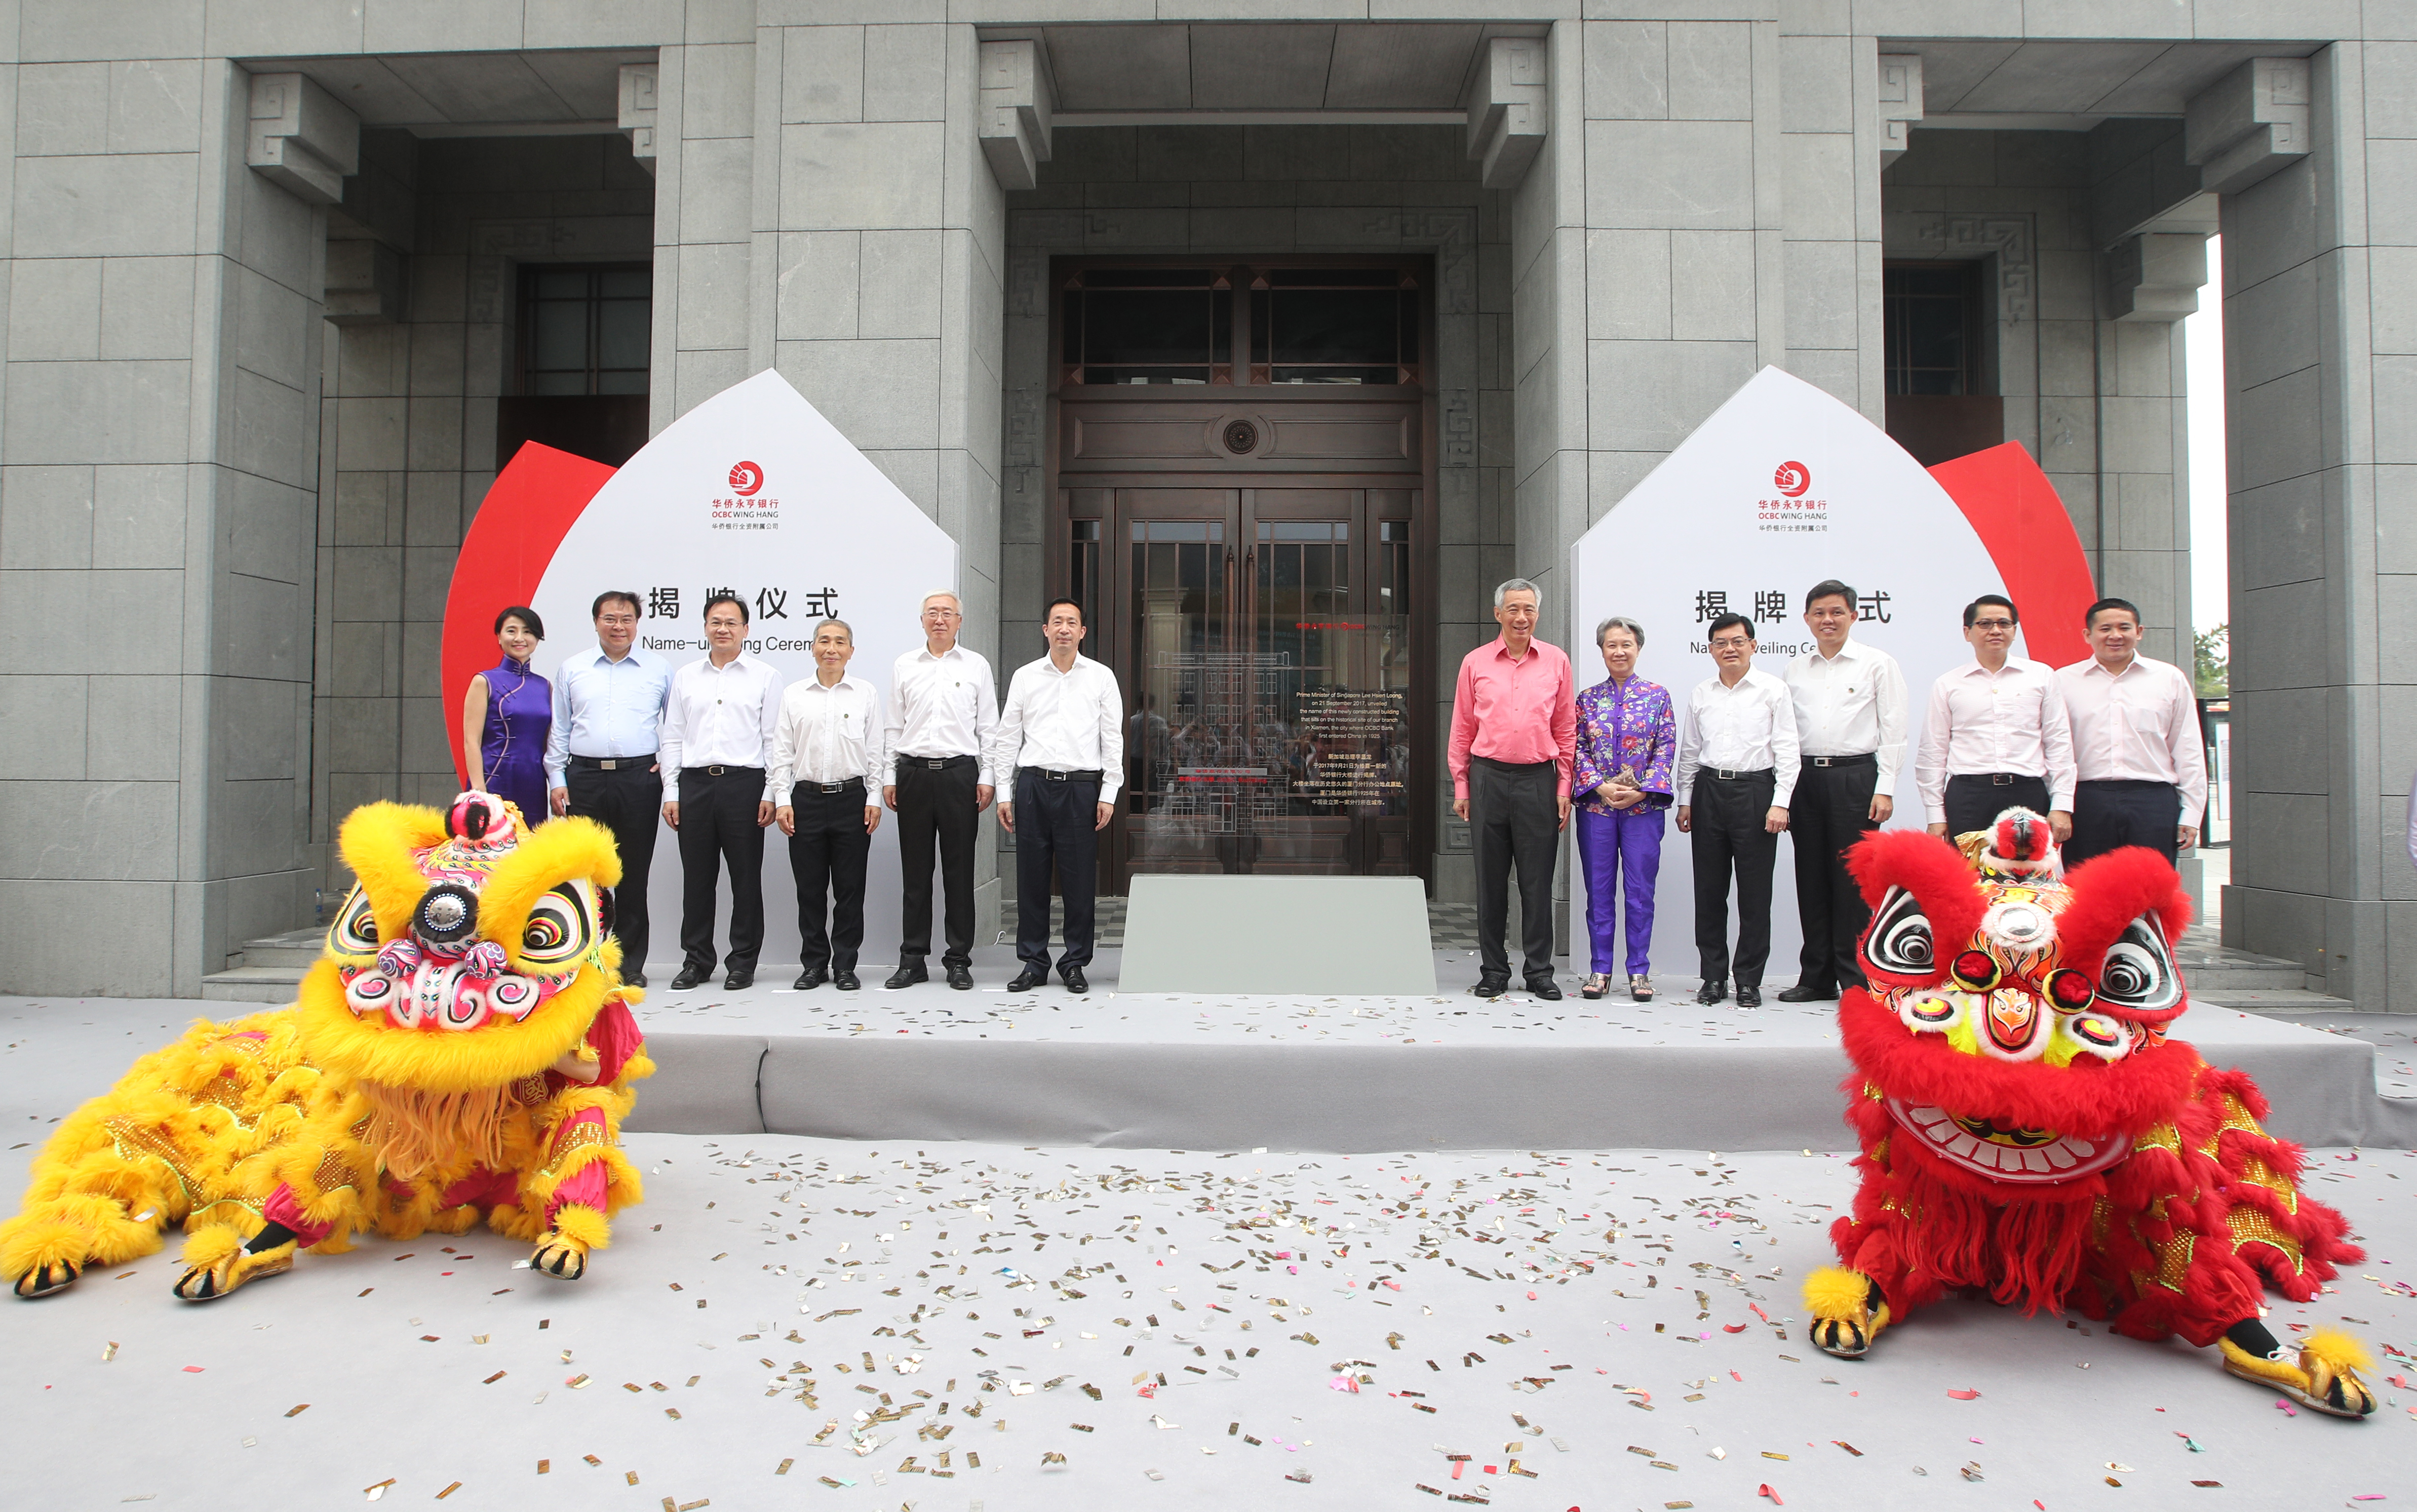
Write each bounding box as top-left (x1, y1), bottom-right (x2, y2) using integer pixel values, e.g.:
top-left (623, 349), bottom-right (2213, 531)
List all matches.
top-left (1450, 578), bottom-right (1578, 999)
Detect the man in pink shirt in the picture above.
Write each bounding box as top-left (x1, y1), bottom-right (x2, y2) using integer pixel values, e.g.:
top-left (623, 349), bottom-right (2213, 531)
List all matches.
top-left (1450, 578), bottom-right (1577, 999)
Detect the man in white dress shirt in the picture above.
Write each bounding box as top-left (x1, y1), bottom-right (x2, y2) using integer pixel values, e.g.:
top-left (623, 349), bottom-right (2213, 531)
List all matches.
top-left (543, 590), bottom-right (673, 987)
top-left (1675, 613), bottom-right (1798, 1008)
top-left (883, 591), bottom-right (999, 991)
top-left (1916, 593), bottom-right (2076, 844)
top-left (994, 598), bottom-right (1124, 995)
top-left (1780, 579), bottom-right (1908, 1003)
top-left (659, 593), bottom-right (785, 992)
top-left (770, 619), bottom-right (884, 992)
top-left (2055, 597), bottom-right (2207, 868)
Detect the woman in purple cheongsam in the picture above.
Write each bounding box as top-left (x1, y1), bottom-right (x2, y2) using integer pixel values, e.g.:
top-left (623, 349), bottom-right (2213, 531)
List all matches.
top-left (1572, 616), bottom-right (1676, 1001)
top-left (460, 605), bottom-right (553, 825)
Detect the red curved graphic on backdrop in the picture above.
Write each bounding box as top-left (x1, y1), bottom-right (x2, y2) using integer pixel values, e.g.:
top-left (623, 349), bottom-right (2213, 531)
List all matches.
top-left (1927, 442), bottom-right (2096, 669)
top-left (440, 444), bottom-right (618, 784)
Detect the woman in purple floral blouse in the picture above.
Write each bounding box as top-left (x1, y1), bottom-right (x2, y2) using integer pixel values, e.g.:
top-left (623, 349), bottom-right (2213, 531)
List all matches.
top-left (1572, 616), bottom-right (1676, 1000)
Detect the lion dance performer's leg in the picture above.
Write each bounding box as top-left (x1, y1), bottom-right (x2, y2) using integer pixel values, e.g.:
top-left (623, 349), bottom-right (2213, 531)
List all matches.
top-left (2, 1015), bottom-right (307, 1300)
top-left (2090, 1068), bottom-right (2375, 1418)
top-left (173, 1092), bottom-right (378, 1302)
top-left (1803, 1090), bottom-right (1946, 1358)
top-left (508, 1005), bottom-right (650, 1281)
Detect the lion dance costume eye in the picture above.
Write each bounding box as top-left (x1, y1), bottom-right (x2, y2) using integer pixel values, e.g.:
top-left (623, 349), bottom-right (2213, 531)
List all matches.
top-left (1797, 809), bottom-right (2379, 1420)
top-left (0, 792), bottom-right (650, 1303)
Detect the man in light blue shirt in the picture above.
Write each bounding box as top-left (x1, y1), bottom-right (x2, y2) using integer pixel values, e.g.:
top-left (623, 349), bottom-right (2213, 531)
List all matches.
top-left (545, 590), bottom-right (674, 987)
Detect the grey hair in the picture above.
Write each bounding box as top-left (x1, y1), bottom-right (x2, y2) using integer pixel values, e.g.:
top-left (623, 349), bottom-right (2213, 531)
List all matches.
top-left (1596, 615), bottom-right (1646, 648)
top-left (1493, 578), bottom-right (1541, 609)
top-left (812, 617), bottom-right (854, 643)
top-left (920, 590), bottom-right (962, 613)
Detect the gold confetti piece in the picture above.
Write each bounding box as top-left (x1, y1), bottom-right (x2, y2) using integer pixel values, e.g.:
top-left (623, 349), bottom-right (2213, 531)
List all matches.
top-left (1761, 1452), bottom-right (1789, 1461)
top-left (774, 1460), bottom-right (793, 1476)
top-left (285, 1404), bottom-right (309, 1417)
top-left (582, 1456), bottom-right (601, 1467)
top-left (483, 1372), bottom-right (506, 1385)
top-left (677, 1501), bottom-right (711, 1510)
top-left (626, 1471), bottom-right (640, 1486)
top-left (1040, 1453), bottom-right (1067, 1466)
top-left (435, 1485), bottom-right (461, 1501)
top-left (665, 1408), bottom-right (682, 1419)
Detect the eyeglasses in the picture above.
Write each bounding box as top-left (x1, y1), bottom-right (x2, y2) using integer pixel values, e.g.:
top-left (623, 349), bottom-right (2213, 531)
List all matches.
top-left (923, 608), bottom-right (961, 619)
top-left (597, 614), bottom-right (638, 626)
top-left (1970, 618), bottom-right (2016, 631)
top-left (1708, 636), bottom-right (1751, 650)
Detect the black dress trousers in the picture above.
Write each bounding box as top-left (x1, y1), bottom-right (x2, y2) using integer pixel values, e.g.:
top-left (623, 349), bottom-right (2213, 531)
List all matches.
top-left (565, 759), bottom-right (661, 978)
top-left (1942, 773), bottom-right (2051, 842)
top-left (2065, 779), bottom-right (2182, 867)
top-left (1790, 755), bottom-right (1879, 992)
top-left (787, 780), bottom-right (872, 975)
top-left (1690, 769), bottom-right (1778, 990)
top-left (1471, 755), bottom-right (1560, 982)
top-left (1013, 769), bottom-right (1104, 975)
top-left (894, 754), bottom-right (979, 968)
top-left (675, 765), bottom-right (766, 975)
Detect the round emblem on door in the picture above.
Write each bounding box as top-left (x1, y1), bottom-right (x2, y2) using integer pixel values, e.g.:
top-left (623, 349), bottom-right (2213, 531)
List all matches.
top-left (1222, 419), bottom-right (1260, 455)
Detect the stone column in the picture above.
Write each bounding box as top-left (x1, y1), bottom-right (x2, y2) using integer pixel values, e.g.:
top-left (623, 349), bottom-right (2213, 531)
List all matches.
top-left (0, 58), bottom-right (322, 993)
top-left (2219, 42), bottom-right (2411, 1008)
top-left (763, 9), bottom-right (1008, 933)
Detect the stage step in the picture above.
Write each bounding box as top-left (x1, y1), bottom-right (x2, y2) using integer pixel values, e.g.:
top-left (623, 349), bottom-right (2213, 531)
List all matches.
top-left (198, 928), bottom-right (321, 1004)
top-left (999, 896), bottom-right (1486, 951)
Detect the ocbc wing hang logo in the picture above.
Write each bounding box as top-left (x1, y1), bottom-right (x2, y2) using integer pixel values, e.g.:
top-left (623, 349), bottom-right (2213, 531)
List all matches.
top-left (1758, 459), bottom-right (1827, 534)
top-left (712, 460), bottom-right (779, 532)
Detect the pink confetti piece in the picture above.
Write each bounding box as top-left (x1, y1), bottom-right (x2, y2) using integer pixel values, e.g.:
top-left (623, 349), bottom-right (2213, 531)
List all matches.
top-left (181, 1366), bottom-right (205, 1373)
top-left (1945, 1389), bottom-right (1980, 1400)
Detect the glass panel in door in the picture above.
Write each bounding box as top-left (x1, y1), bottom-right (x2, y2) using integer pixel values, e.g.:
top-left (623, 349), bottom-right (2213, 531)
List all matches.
top-left (1121, 509), bottom-right (1237, 875)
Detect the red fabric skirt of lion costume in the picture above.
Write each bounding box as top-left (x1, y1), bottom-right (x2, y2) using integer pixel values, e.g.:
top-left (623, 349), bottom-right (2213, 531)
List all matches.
top-left (1802, 810), bottom-right (2377, 1419)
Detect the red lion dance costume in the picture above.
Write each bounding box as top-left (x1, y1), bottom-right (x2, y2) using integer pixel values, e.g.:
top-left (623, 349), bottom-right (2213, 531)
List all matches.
top-left (1, 792), bottom-right (647, 1303)
top-left (1802, 809), bottom-right (2377, 1419)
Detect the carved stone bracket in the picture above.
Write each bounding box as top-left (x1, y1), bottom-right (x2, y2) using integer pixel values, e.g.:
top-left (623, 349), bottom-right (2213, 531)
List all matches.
top-left (247, 71), bottom-right (359, 206)
top-left (1878, 55), bottom-right (1922, 167)
top-left (2185, 58), bottom-right (2309, 197)
top-left (1465, 37), bottom-right (1547, 191)
top-left (618, 63), bottom-right (659, 176)
top-left (980, 40), bottom-right (1056, 193)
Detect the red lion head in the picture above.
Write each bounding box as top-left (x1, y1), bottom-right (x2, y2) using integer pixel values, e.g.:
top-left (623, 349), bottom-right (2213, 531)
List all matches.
top-left (1839, 810), bottom-right (2199, 1188)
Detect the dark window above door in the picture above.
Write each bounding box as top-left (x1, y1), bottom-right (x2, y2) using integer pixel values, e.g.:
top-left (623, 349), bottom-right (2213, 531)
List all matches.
top-left (1059, 260), bottom-right (1423, 389)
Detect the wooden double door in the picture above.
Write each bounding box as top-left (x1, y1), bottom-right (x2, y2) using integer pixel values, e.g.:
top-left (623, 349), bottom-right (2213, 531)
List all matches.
top-left (1068, 484), bottom-right (1423, 887)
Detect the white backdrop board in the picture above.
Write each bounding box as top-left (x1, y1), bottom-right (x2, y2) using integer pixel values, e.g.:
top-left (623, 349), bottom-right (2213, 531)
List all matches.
top-left (1569, 367), bottom-right (2037, 983)
top-left (526, 370), bottom-right (957, 974)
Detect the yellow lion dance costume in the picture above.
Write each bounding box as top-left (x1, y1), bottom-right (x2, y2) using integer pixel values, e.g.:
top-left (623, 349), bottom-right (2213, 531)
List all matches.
top-left (1, 791), bottom-right (649, 1302)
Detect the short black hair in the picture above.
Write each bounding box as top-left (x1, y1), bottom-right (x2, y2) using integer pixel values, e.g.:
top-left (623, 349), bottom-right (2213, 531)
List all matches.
top-left (493, 605), bottom-right (544, 639)
top-left (592, 590), bottom-right (640, 619)
top-left (702, 591), bottom-right (749, 624)
top-left (2084, 596), bottom-right (2141, 629)
top-left (1804, 579), bottom-right (1857, 614)
top-left (1963, 594), bottom-right (2018, 628)
top-left (1043, 596), bottom-right (1086, 626)
top-left (1706, 612), bottom-right (1757, 642)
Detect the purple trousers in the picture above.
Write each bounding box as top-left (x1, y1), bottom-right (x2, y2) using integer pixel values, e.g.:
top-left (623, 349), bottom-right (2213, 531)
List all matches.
top-left (1576, 804), bottom-right (1664, 975)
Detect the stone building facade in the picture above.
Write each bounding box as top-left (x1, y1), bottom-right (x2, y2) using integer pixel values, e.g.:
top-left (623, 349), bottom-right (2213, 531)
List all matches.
top-left (0, 2), bottom-right (2405, 1009)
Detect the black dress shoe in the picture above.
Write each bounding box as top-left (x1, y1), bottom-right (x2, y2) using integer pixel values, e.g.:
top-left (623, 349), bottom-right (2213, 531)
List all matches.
top-left (624, 971), bottom-right (648, 990)
top-left (1735, 986), bottom-right (1763, 1008)
top-left (1062, 967), bottom-right (1088, 994)
top-left (885, 961), bottom-right (927, 989)
top-left (1006, 967), bottom-right (1048, 992)
top-left (1696, 981), bottom-right (1727, 1006)
top-left (668, 965), bottom-right (710, 991)
top-left (1775, 983), bottom-right (1834, 1003)
top-left (724, 969), bottom-right (754, 990)
top-left (1471, 976), bottom-right (1509, 999)
top-left (833, 970), bottom-right (861, 991)
top-left (946, 963), bottom-right (973, 990)
top-left (794, 966), bottom-right (830, 990)
top-left (1525, 975), bottom-right (1563, 1001)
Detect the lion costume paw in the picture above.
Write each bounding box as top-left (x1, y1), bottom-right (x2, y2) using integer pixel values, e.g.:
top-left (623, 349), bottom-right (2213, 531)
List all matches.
top-left (530, 1202), bottom-right (609, 1282)
top-left (172, 1228), bottom-right (295, 1303)
top-left (1804, 1266), bottom-right (1891, 1360)
top-left (2219, 1330), bottom-right (2377, 1419)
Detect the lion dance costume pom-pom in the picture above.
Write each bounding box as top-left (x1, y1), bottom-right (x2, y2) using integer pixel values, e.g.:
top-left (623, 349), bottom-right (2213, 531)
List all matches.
top-left (0, 792), bottom-right (650, 1303)
top-left (1802, 809), bottom-right (2376, 1419)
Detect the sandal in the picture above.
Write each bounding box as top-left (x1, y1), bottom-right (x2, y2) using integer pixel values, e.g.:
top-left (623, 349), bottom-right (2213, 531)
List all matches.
top-left (1580, 973), bottom-right (1610, 999)
top-left (1629, 974), bottom-right (1654, 1002)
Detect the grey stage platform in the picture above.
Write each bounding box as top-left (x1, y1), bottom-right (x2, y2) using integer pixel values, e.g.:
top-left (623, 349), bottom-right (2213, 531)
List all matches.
top-left (7, 963), bottom-right (2411, 1154)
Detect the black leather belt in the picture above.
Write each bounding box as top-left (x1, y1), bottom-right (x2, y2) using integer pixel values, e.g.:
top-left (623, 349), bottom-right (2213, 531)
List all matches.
top-left (1955, 772), bottom-right (2040, 786)
top-left (1705, 767), bottom-right (1773, 781)
top-left (570, 753), bottom-right (654, 771)
top-left (1803, 752), bottom-right (1877, 768)
top-left (806, 778), bottom-right (866, 794)
top-left (900, 754), bottom-right (976, 771)
top-left (1038, 769), bottom-right (1104, 782)
top-left (686, 764), bottom-right (763, 778)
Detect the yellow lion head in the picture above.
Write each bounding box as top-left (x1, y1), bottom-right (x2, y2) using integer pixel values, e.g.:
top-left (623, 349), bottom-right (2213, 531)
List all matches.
top-left (299, 792), bottom-right (627, 1094)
